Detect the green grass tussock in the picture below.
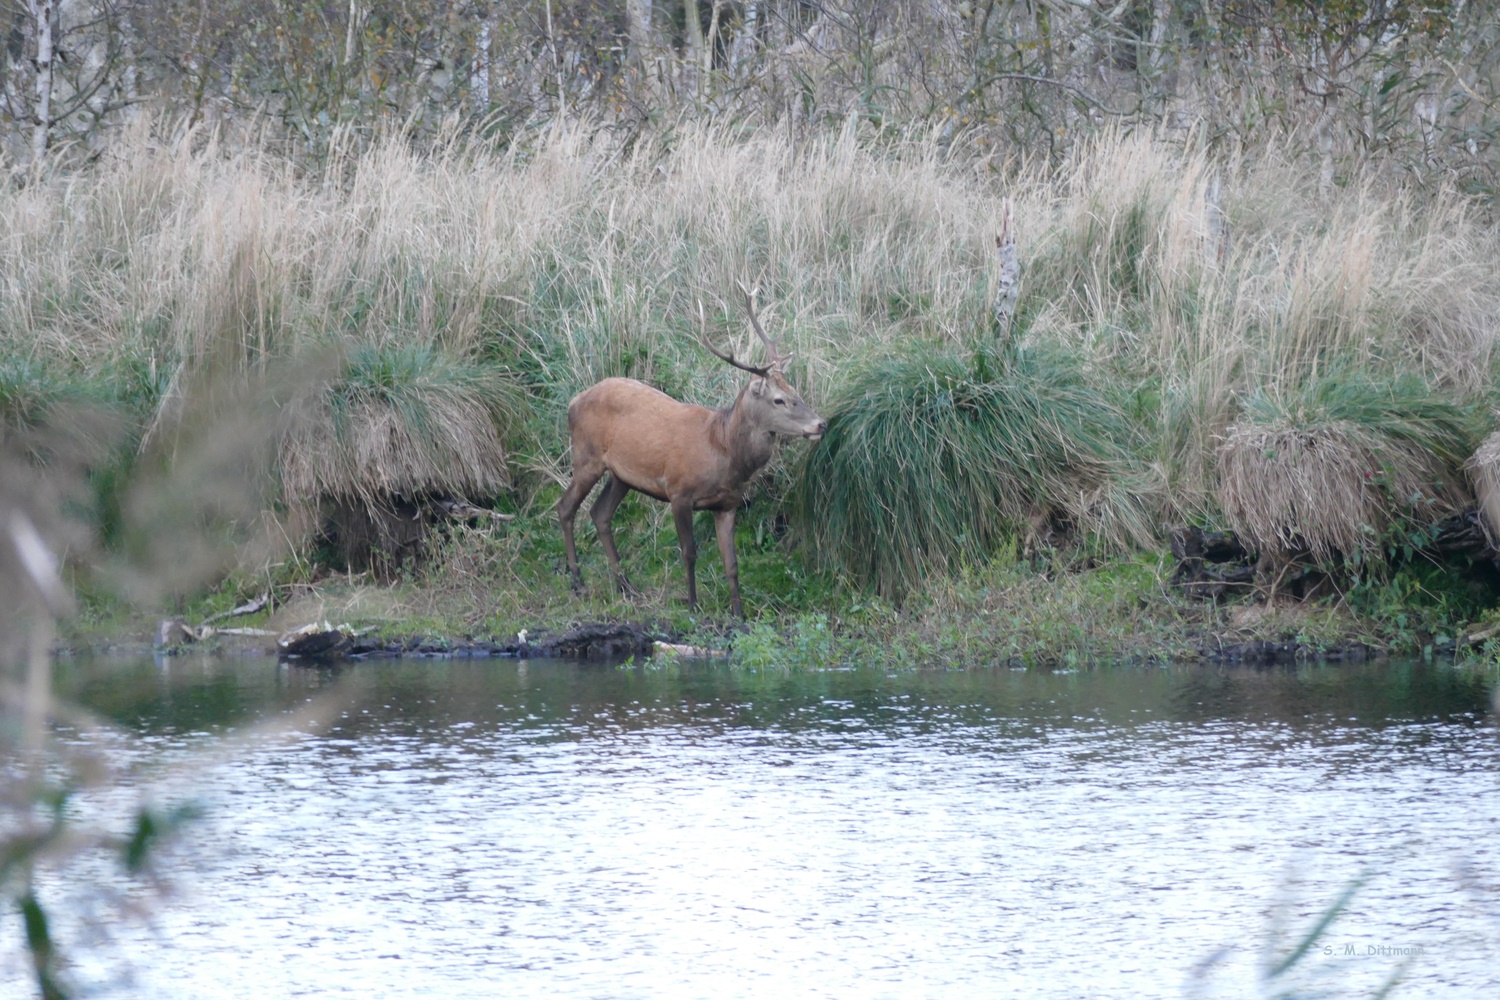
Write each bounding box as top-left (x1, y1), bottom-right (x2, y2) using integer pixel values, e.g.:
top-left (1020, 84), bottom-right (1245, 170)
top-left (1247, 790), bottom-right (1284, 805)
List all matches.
top-left (791, 340), bottom-right (1152, 600)
top-left (0, 358), bottom-right (103, 440)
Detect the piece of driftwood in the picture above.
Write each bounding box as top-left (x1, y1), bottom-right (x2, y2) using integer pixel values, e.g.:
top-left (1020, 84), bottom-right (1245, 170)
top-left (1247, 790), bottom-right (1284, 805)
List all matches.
top-left (432, 498), bottom-right (515, 522)
top-left (154, 619), bottom-right (280, 648)
top-left (201, 590), bottom-right (273, 625)
top-left (1463, 623), bottom-right (1500, 646)
top-left (511, 623), bottom-right (658, 660)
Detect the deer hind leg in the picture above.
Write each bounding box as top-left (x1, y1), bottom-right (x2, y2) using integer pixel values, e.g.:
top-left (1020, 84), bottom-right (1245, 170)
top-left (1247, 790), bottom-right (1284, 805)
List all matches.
top-left (557, 459), bottom-right (605, 592)
top-left (590, 475), bottom-right (638, 596)
top-left (671, 498), bottom-right (699, 610)
top-left (712, 509), bottom-right (743, 618)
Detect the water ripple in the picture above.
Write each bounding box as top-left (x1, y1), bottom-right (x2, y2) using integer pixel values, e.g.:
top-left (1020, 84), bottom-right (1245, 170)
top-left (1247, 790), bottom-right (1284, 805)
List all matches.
top-left (16, 656), bottom-right (1500, 999)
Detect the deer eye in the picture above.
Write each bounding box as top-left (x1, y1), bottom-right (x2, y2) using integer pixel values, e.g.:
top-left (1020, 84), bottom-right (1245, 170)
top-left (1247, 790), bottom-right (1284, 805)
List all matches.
top-left (774, 397), bottom-right (786, 405)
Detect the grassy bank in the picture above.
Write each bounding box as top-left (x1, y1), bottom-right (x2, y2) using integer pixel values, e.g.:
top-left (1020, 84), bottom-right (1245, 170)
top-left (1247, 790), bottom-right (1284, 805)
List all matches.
top-left (6, 119), bottom-right (1500, 667)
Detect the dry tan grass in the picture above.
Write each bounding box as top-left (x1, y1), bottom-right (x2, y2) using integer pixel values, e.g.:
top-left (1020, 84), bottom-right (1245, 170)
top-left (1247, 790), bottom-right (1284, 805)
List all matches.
top-left (3, 120), bottom-right (1499, 581)
top-left (5, 122), bottom-right (1493, 411)
top-left (279, 393), bottom-right (510, 513)
top-left (1218, 419), bottom-right (1467, 566)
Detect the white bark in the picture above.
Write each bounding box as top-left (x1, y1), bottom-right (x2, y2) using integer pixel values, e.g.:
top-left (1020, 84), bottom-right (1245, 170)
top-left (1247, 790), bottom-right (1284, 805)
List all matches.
top-left (26, 0), bottom-right (57, 163)
top-left (683, 0), bottom-right (706, 99)
top-left (626, 0), bottom-right (653, 68)
top-left (992, 198), bottom-right (1019, 339)
top-left (705, 1), bottom-right (726, 78)
top-left (1146, 0), bottom-right (1170, 79)
top-left (345, 0), bottom-right (365, 66)
top-left (474, 18), bottom-right (492, 108)
top-left (120, 6), bottom-right (140, 122)
top-left (545, 0), bottom-right (566, 115)
top-left (728, 1), bottom-right (760, 79)
top-left (1203, 172), bottom-right (1230, 270)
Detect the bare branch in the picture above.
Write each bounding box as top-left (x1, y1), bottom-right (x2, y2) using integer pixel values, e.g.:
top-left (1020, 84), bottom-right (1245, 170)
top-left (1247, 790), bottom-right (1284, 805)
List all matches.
top-left (968, 72), bottom-right (1139, 118)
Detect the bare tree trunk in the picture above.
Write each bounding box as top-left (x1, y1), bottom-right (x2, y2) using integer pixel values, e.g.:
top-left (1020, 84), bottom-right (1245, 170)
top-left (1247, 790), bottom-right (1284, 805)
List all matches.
top-left (26, 0), bottom-right (57, 163)
top-left (545, 0), bottom-right (566, 115)
top-left (992, 198), bottom-right (1019, 342)
top-left (119, 5), bottom-right (141, 125)
top-left (728, 1), bottom-right (760, 79)
top-left (1311, 37), bottom-right (1339, 195)
top-left (474, 15), bottom-right (492, 109)
top-left (1146, 0), bottom-right (1170, 77)
top-left (706, 1), bottom-right (725, 75)
top-left (1145, 0), bottom-right (1171, 118)
top-left (345, 0), bottom-right (364, 66)
top-left (1199, 0), bottom-right (1223, 125)
top-left (626, 0), bottom-right (653, 68)
top-left (1413, 78), bottom-right (1439, 164)
top-left (683, 0), bottom-right (706, 99)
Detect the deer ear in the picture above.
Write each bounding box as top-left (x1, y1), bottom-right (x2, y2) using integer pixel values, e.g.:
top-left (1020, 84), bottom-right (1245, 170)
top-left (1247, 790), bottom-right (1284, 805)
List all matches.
top-left (749, 377), bottom-right (767, 396)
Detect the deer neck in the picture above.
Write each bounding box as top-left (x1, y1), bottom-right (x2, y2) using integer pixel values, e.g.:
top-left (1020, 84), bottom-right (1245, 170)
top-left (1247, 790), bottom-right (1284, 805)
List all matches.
top-left (719, 386), bottom-right (778, 485)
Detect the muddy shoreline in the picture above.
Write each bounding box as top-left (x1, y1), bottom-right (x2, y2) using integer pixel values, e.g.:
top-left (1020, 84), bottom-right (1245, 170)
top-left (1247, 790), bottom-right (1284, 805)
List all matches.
top-left (70, 618), bottom-right (1398, 668)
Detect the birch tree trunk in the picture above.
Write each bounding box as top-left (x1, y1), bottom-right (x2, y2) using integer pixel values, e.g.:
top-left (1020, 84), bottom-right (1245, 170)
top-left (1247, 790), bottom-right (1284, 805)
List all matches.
top-left (545, 0), bottom-right (565, 115)
top-left (1145, 0), bottom-right (1171, 116)
top-left (1312, 36), bottom-right (1338, 195)
top-left (26, 0), bottom-right (57, 163)
top-left (626, 0), bottom-right (653, 68)
top-left (474, 16), bottom-right (492, 109)
top-left (119, 5), bottom-right (140, 124)
top-left (345, 0), bottom-right (365, 66)
top-left (727, 1), bottom-right (760, 80)
top-left (683, 0), bottom-right (706, 100)
top-left (705, 1), bottom-right (725, 77)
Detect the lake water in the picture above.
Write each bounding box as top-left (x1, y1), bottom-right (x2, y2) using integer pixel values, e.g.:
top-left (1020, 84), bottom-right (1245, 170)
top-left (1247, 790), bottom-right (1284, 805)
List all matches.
top-left (6, 654), bottom-right (1499, 998)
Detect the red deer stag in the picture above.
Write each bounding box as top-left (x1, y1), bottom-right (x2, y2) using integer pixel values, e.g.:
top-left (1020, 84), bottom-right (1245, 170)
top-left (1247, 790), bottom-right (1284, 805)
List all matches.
top-left (558, 290), bottom-right (826, 617)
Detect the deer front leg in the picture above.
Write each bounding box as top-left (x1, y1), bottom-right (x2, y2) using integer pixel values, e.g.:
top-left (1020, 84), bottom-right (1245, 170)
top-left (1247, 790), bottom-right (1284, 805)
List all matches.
top-left (713, 509), bottom-right (743, 618)
top-left (671, 498), bottom-right (699, 610)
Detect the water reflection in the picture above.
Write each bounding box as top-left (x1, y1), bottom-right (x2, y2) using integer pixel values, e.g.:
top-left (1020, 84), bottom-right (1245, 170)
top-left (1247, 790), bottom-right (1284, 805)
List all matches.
top-left (13, 656), bottom-right (1500, 999)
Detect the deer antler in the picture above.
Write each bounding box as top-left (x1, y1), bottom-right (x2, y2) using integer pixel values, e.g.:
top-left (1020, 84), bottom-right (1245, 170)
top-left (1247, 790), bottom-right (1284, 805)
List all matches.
top-left (736, 281), bottom-right (791, 372)
top-left (698, 298), bottom-right (773, 378)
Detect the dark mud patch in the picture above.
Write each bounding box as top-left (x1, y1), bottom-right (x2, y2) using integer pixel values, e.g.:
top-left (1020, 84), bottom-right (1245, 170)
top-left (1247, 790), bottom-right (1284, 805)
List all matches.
top-left (1198, 637), bottom-right (1383, 664)
top-left (336, 621), bottom-right (667, 663)
top-left (228, 620), bottom-right (675, 666)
